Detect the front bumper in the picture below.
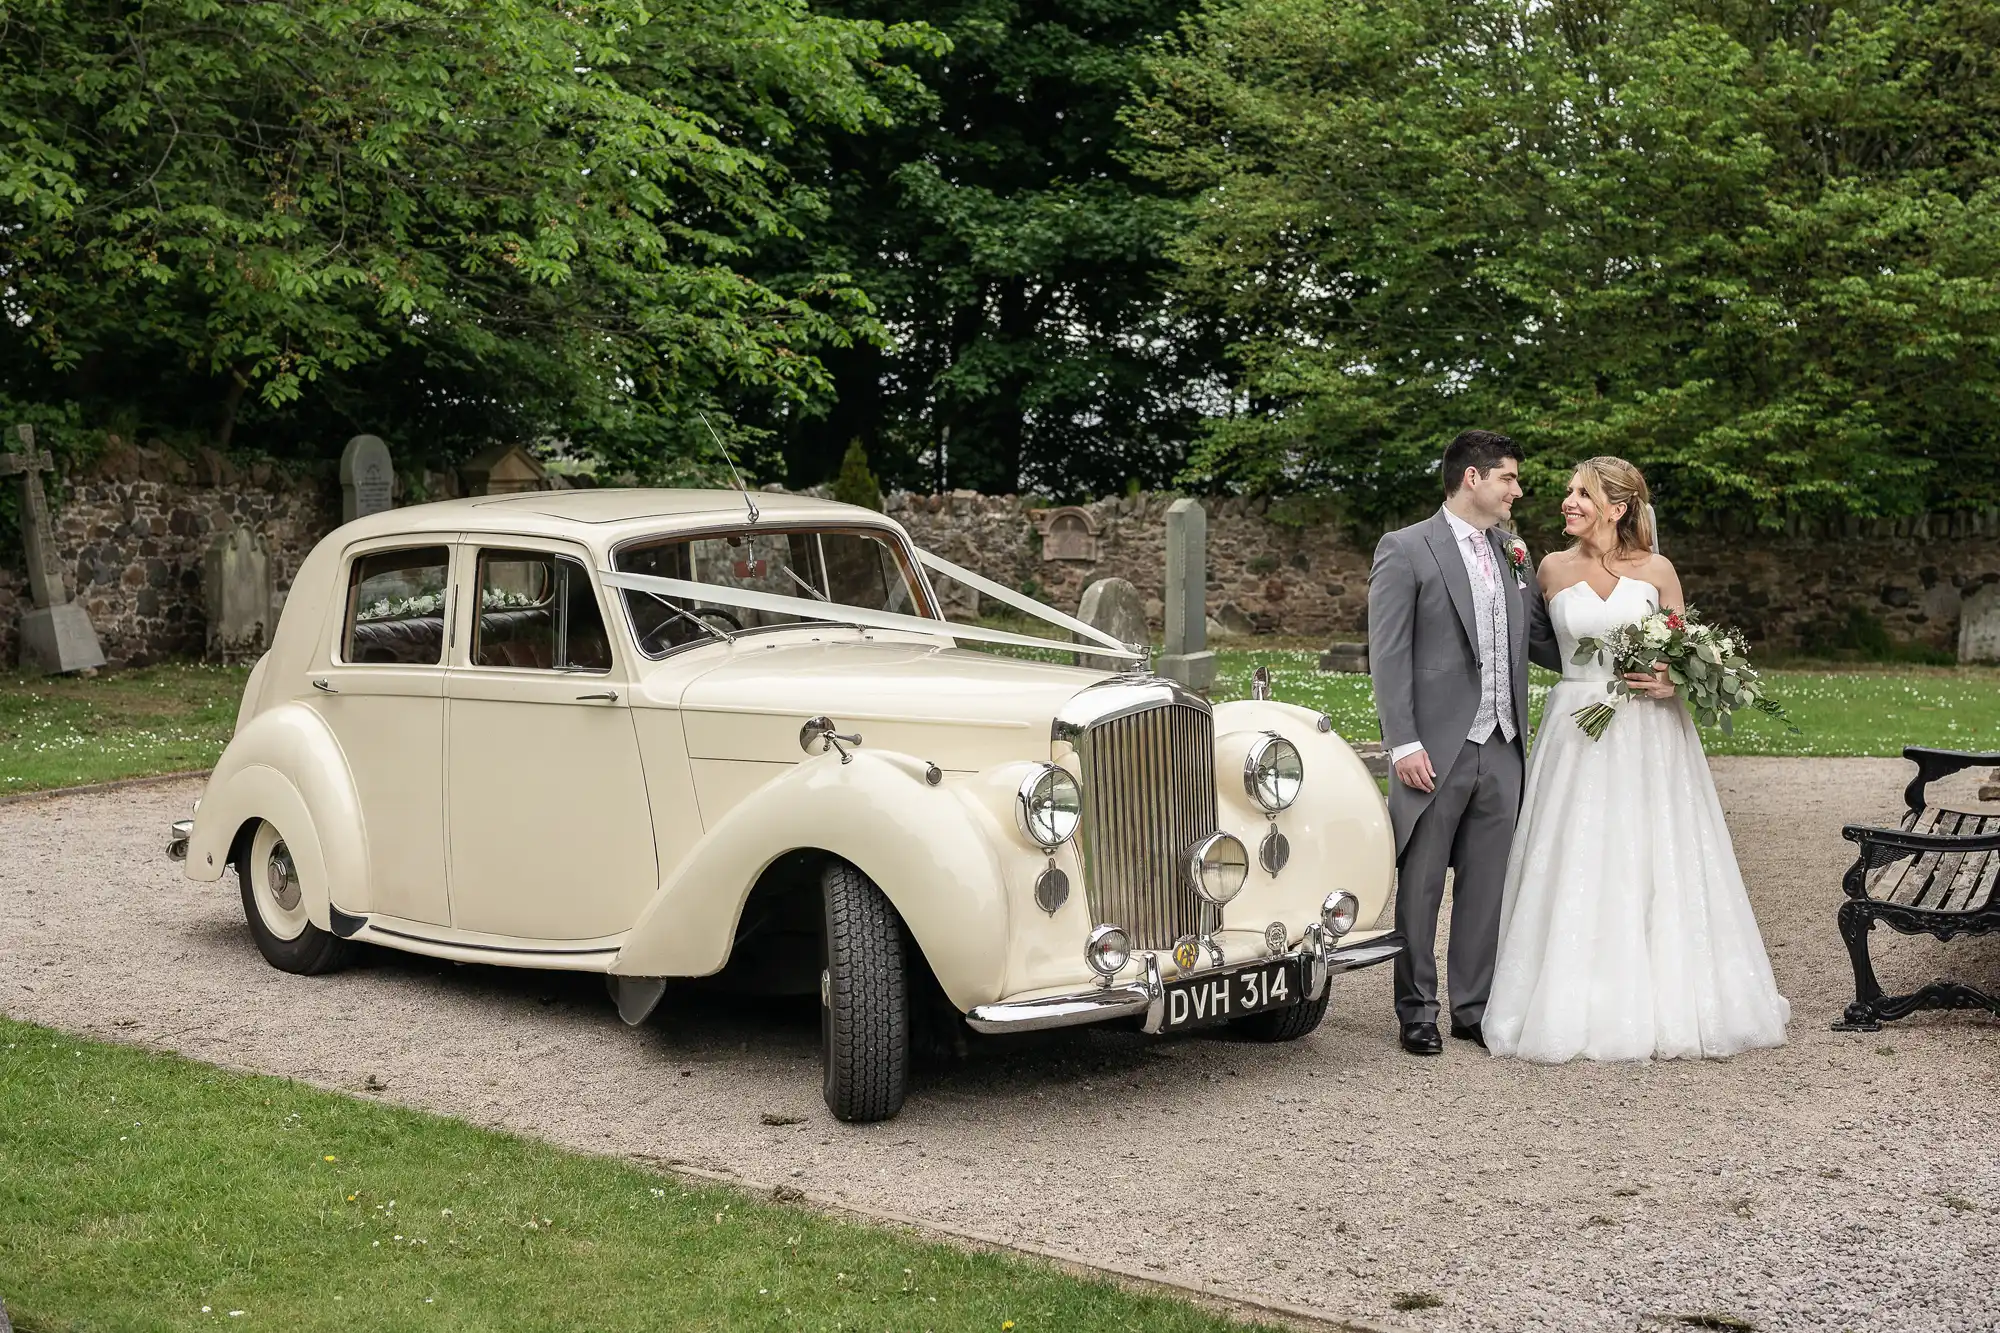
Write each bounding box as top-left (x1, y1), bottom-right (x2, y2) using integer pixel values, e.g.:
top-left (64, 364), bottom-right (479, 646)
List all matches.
top-left (965, 926), bottom-right (1405, 1035)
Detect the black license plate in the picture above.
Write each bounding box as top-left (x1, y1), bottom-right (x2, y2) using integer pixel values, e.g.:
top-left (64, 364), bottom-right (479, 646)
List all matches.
top-left (1162, 959), bottom-right (1303, 1030)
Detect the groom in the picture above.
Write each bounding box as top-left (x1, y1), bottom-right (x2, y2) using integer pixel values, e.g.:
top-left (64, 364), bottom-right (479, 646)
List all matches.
top-left (1369, 430), bottom-right (1561, 1056)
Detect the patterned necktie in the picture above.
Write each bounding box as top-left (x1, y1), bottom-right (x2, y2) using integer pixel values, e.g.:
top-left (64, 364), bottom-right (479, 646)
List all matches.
top-left (1471, 532), bottom-right (1497, 590)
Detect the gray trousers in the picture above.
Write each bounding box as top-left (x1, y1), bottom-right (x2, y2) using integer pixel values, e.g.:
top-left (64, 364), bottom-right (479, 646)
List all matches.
top-left (1393, 733), bottom-right (1524, 1027)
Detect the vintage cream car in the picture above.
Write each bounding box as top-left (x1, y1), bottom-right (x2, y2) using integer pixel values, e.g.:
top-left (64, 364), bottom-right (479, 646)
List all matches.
top-left (169, 489), bottom-right (1399, 1120)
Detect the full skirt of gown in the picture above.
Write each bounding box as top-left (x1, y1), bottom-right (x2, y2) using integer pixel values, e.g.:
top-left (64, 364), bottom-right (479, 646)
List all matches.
top-left (1484, 579), bottom-right (1791, 1062)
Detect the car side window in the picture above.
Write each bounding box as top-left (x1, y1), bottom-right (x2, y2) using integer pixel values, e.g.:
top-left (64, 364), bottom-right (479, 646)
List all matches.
top-left (343, 546), bottom-right (451, 665)
top-left (471, 550), bottom-right (612, 673)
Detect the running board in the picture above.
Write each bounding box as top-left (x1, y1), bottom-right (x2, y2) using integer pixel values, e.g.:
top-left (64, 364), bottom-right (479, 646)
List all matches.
top-left (330, 910), bottom-right (623, 972)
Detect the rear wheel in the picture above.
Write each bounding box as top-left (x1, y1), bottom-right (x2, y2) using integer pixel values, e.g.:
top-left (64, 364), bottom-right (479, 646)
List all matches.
top-left (237, 819), bottom-right (354, 976)
top-left (820, 861), bottom-right (910, 1122)
top-left (1229, 991), bottom-right (1329, 1042)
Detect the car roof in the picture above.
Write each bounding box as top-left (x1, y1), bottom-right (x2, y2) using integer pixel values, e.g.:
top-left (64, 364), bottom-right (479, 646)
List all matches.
top-left (331, 488), bottom-right (905, 548)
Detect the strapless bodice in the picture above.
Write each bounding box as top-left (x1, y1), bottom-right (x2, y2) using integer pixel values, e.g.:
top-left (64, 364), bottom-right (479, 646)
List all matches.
top-left (1552, 577), bottom-right (1659, 681)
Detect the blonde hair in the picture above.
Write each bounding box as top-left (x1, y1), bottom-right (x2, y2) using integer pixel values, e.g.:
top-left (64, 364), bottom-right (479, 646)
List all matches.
top-left (1572, 456), bottom-right (1655, 556)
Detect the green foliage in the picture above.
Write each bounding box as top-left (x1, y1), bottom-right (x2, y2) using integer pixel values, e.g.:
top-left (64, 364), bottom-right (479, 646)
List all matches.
top-left (829, 437), bottom-right (883, 510)
top-left (746, 0), bottom-right (1229, 499)
top-left (1128, 0), bottom-right (2000, 525)
top-left (0, 0), bottom-right (937, 476)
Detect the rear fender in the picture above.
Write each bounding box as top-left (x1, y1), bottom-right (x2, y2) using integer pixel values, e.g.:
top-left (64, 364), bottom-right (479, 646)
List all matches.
top-left (612, 750), bottom-right (1008, 1011)
top-left (184, 702), bottom-right (367, 930)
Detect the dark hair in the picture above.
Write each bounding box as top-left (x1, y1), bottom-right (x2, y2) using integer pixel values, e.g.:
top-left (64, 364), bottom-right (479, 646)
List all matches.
top-left (1441, 430), bottom-right (1523, 496)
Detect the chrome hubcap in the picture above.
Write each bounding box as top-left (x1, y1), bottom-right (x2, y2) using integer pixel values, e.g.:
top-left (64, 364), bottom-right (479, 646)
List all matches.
top-left (267, 843), bottom-right (300, 912)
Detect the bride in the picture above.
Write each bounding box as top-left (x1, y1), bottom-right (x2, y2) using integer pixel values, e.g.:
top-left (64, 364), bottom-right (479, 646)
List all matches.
top-left (1483, 456), bottom-right (1790, 1062)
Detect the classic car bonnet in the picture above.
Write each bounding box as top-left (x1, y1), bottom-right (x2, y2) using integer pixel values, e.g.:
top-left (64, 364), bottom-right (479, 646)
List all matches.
top-left (677, 639), bottom-right (1106, 771)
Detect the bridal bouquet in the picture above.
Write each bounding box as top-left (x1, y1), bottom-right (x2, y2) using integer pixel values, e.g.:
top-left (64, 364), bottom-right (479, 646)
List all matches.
top-left (1570, 605), bottom-right (1789, 741)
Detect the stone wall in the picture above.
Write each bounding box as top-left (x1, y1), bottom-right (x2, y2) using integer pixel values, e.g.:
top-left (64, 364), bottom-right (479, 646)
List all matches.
top-left (7, 460), bottom-right (1998, 667)
top-left (890, 491), bottom-right (2000, 654)
top-left (0, 447), bottom-right (339, 669)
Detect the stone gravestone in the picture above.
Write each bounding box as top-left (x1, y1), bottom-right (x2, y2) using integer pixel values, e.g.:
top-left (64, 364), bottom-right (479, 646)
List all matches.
top-left (1040, 506), bottom-right (1098, 563)
top-left (1074, 577), bottom-right (1148, 672)
top-left (339, 434), bottom-right (395, 523)
top-left (3, 423), bottom-right (106, 675)
top-left (203, 526), bottom-right (274, 662)
top-left (1157, 498), bottom-right (1216, 690)
top-left (1960, 581), bottom-right (2000, 664)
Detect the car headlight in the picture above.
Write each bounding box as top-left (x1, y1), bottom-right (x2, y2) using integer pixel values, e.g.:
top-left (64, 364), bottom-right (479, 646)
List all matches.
top-left (1085, 923), bottom-right (1130, 977)
top-left (1244, 733), bottom-right (1303, 812)
top-left (1322, 890), bottom-right (1360, 938)
top-left (1186, 832), bottom-right (1249, 905)
top-left (1016, 764), bottom-right (1081, 849)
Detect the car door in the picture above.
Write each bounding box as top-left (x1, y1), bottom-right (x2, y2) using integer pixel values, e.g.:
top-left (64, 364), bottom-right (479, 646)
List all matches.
top-left (309, 540), bottom-right (453, 926)
top-left (444, 540), bottom-right (659, 941)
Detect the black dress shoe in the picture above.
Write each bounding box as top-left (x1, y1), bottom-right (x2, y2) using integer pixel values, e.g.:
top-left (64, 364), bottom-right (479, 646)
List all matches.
top-left (1450, 1019), bottom-right (1487, 1048)
top-left (1399, 1021), bottom-right (1443, 1055)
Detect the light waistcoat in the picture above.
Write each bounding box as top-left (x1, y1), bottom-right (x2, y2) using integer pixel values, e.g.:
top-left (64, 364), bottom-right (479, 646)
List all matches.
top-left (1445, 509), bottom-right (1516, 747)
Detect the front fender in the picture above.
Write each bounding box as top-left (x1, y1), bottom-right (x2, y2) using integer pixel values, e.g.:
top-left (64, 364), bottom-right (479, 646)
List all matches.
top-left (612, 749), bottom-right (1009, 1011)
top-left (1212, 699), bottom-right (1395, 935)
top-left (185, 702), bottom-right (368, 930)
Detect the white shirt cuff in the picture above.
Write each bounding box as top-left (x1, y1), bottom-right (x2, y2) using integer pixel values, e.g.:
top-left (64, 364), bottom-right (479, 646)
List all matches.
top-left (1389, 741), bottom-right (1425, 763)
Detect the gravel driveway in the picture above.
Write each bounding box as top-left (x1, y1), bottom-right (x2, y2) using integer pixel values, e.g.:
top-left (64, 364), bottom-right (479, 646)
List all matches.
top-left (5, 756), bottom-right (1997, 1332)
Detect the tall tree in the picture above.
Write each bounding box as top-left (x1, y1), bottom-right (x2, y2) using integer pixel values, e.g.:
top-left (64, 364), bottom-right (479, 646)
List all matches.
top-left (747, 0), bottom-right (1228, 499)
top-left (1128, 0), bottom-right (2000, 525)
top-left (0, 0), bottom-right (934, 475)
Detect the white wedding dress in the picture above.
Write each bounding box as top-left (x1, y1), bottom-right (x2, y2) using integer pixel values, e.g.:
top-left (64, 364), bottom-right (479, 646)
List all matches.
top-left (1484, 576), bottom-right (1790, 1062)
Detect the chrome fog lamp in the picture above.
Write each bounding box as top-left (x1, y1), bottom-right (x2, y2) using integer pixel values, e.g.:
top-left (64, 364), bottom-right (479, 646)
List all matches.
top-left (1085, 923), bottom-right (1130, 978)
top-left (1016, 764), bottom-right (1082, 849)
top-left (1186, 832), bottom-right (1250, 906)
top-left (1322, 890), bottom-right (1360, 938)
top-left (1244, 734), bottom-right (1304, 812)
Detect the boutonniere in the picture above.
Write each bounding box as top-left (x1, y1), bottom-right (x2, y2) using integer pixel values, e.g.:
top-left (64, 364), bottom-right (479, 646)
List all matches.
top-left (1505, 537), bottom-right (1530, 587)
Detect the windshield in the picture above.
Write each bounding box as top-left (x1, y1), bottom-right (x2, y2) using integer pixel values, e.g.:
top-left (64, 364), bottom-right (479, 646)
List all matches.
top-left (615, 526), bottom-right (930, 657)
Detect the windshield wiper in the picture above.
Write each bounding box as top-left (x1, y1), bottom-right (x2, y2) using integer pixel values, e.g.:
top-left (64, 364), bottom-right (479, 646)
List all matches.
top-left (643, 592), bottom-right (737, 643)
top-left (781, 567), bottom-right (830, 602)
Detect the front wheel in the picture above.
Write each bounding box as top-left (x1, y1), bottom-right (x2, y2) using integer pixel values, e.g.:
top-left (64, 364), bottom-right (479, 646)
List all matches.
top-left (1229, 991), bottom-right (1329, 1042)
top-left (237, 819), bottom-right (354, 976)
top-left (820, 861), bottom-right (910, 1122)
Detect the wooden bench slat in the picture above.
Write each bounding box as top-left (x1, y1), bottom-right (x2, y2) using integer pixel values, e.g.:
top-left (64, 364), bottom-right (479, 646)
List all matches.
top-left (1891, 811), bottom-right (1959, 906)
top-left (1941, 845), bottom-right (1999, 914)
top-left (1917, 812), bottom-right (1974, 909)
top-left (1867, 807), bottom-right (1948, 900)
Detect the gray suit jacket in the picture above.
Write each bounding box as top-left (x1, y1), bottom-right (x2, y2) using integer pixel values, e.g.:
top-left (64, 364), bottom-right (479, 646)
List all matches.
top-left (1369, 511), bottom-right (1562, 857)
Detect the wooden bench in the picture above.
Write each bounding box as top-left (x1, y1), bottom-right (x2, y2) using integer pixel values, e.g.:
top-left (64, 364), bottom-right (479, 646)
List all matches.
top-left (1835, 747), bottom-right (2000, 1030)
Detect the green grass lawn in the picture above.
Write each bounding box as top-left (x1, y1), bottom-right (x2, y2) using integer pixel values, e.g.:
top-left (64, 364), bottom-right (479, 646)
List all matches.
top-left (0, 1015), bottom-right (1277, 1333)
top-left (0, 652), bottom-right (1992, 795)
top-left (1210, 650), bottom-right (2000, 758)
top-left (0, 662), bottom-right (249, 793)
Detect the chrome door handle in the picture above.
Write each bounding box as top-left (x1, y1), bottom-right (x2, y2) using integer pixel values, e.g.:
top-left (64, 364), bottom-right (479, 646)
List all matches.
top-left (312, 679), bottom-right (338, 693)
top-left (575, 690), bottom-right (618, 702)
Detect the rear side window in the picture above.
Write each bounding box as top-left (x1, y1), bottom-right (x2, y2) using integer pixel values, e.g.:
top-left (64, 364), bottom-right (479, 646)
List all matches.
top-left (343, 546), bottom-right (450, 665)
top-left (471, 550), bottom-right (612, 673)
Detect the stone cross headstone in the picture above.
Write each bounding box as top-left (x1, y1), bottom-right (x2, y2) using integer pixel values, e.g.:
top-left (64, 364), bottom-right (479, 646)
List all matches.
top-left (3, 423), bottom-right (106, 675)
top-left (203, 525), bottom-right (274, 662)
top-left (1960, 581), bottom-right (2000, 664)
top-left (1074, 577), bottom-right (1149, 672)
top-left (339, 434), bottom-right (395, 523)
top-left (1157, 497), bottom-right (1215, 690)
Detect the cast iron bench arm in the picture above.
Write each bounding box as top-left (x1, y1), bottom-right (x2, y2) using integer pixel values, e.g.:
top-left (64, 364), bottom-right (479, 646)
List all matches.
top-left (1902, 747), bottom-right (2000, 816)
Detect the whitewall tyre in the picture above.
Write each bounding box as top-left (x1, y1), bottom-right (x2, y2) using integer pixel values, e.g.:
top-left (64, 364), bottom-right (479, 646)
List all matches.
top-left (237, 819), bottom-right (354, 976)
top-left (820, 860), bottom-right (910, 1122)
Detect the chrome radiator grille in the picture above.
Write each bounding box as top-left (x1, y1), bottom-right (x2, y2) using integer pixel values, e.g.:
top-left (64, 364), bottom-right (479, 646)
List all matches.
top-left (1075, 703), bottom-right (1218, 949)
